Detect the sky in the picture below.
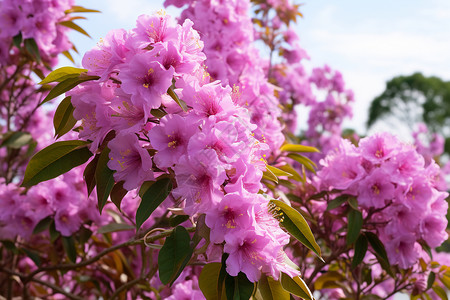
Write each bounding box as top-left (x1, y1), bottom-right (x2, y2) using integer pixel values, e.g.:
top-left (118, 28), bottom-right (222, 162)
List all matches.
top-left (66, 0), bottom-right (450, 137)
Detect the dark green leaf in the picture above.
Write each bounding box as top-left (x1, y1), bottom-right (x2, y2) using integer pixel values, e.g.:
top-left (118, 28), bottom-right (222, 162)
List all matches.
top-left (365, 232), bottom-right (393, 277)
top-left (41, 74), bottom-right (100, 105)
top-left (83, 154), bottom-right (99, 196)
top-left (136, 177), bottom-right (172, 230)
top-left (22, 248), bottom-right (41, 267)
top-left (32, 216), bottom-right (53, 235)
top-left (49, 221), bottom-right (60, 242)
top-left (62, 236), bottom-right (77, 263)
top-left (326, 195), bottom-right (348, 211)
top-left (22, 140), bottom-right (92, 187)
top-left (169, 215), bottom-right (190, 227)
top-left (427, 272), bottom-right (436, 290)
top-left (347, 209), bottom-right (363, 245)
top-left (280, 273), bottom-right (314, 300)
top-left (95, 147), bottom-right (115, 213)
top-left (352, 234), bottom-right (368, 268)
top-left (225, 272), bottom-right (254, 300)
top-left (258, 273), bottom-right (289, 300)
top-left (77, 227), bottom-right (92, 245)
top-left (24, 38), bottom-right (41, 63)
top-left (13, 32), bottom-right (22, 48)
top-left (347, 197), bottom-right (359, 210)
top-left (270, 200), bottom-right (322, 260)
top-left (53, 96), bottom-right (77, 139)
top-left (0, 131), bottom-right (33, 149)
top-left (1, 240), bottom-right (18, 253)
top-left (110, 181), bottom-right (128, 211)
top-left (158, 226), bottom-right (193, 285)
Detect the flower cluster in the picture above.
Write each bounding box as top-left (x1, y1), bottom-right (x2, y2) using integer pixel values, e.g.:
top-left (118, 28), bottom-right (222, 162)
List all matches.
top-left (318, 133), bottom-right (449, 268)
top-left (0, 0), bottom-right (75, 66)
top-left (69, 10), bottom-right (298, 282)
top-left (165, 0), bottom-right (285, 153)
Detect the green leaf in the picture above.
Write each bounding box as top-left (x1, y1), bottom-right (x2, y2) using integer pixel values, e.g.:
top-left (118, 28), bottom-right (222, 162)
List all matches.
top-left (280, 144), bottom-right (320, 153)
top-left (347, 197), bottom-right (359, 210)
top-left (22, 248), bottom-right (41, 267)
top-left (169, 215), bottom-right (190, 227)
top-left (258, 274), bottom-right (289, 300)
top-left (136, 177), bottom-right (172, 230)
top-left (326, 195), bottom-right (349, 211)
top-left (167, 87), bottom-right (188, 112)
top-left (270, 200), bottom-right (322, 260)
top-left (280, 273), bottom-right (314, 300)
top-left (95, 147), bottom-right (115, 213)
top-left (39, 67), bottom-right (87, 85)
top-left (199, 263), bottom-right (225, 300)
top-left (440, 274), bottom-right (450, 290)
top-left (432, 286), bottom-right (448, 300)
top-left (13, 32), bottom-right (22, 48)
top-left (32, 216), bottom-right (53, 235)
top-left (110, 181), bottom-right (128, 211)
top-left (65, 5), bottom-right (101, 13)
top-left (287, 153), bottom-right (317, 174)
top-left (365, 232), bottom-right (393, 277)
top-left (22, 140), bottom-right (92, 188)
top-left (158, 226), bottom-right (193, 285)
top-left (41, 74), bottom-right (100, 105)
top-left (1, 240), bottom-right (18, 253)
top-left (0, 131), bottom-right (33, 149)
top-left (347, 209), bottom-right (363, 245)
top-left (266, 165), bottom-right (292, 177)
top-left (24, 38), bottom-right (41, 63)
top-left (225, 272), bottom-right (255, 300)
top-left (62, 50), bottom-right (75, 63)
top-left (98, 223), bottom-right (134, 234)
top-left (262, 166), bottom-right (278, 183)
top-left (61, 236), bottom-right (77, 263)
top-left (314, 271), bottom-right (346, 290)
top-left (427, 272), bottom-right (436, 290)
top-left (49, 221), bottom-right (60, 242)
top-left (53, 96), bottom-right (77, 139)
top-left (83, 154), bottom-right (99, 196)
top-left (352, 234), bottom-right (368, 268)
top-left (59, 20), bottom-right (91, 38)
top-left (278, 164), bottom-right (303, 182)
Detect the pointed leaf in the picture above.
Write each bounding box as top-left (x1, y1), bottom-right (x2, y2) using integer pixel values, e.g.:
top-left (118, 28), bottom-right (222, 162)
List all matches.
top-left (225, 272), bottom-right (255, 300)
top-left (22, 248), bottom-right (41, 267)
top-left (41, 74), bottom-right (100, 104)
top-left (22, 140), bottom-right (92, 187)
top-left (352, 234), bottom-right (368, 268)
top-left (95, 147), bottom-right (115, 213)
top-left (287, 153), bottom-right (317, 174)
top-left (61, 236), bottom-right (77, 263)
top-left (1, 131), bottom-right (33, 149)
top-left (98, 223), bottom-right (134, 234)
top-left (53, 96), bottom-right (77, 138)
top-left (280, 273), bottom-right (314, 300)
top-left (347, 209), bottom-right (363, 245)
top-left (110, 181), bottom-right (128, 210)
top-left (258, 273), bottom-right (290, 300)
top-left (271, 200), bottom-right (322, 260)
top-left (266, 165), bottom-right (292, 177)
top-left (263, 166), bottom-right (278, 183)
top-left (65, 5), bottom-right (101, 13)
top-left (199, 263), bottom-right (225, 300)
top-left (136, 177), bottom-right (172, 230)
top-left (39, 67), bottom-right (87, 85)
top-left (32, 216), bottom-right (53, 235)
top-left (59, 20), bottom-right (91, 38)
top-left (280, 144), bottom-right (320, 153)
top-left (432, 286), bottom-right (448, 300)
top-left (365, 232), bottom-right (393, 277)
top-left (278, 164), bottom-right (303, 182)
top-left (314, 271), bottom-right (346, 290)
top-left (158, 226), bottom-right (193, 285)
top-left (427, 272), bottom-right (436, 290)
top-left (13, 32), bottom-right (22, 48)
top-left (326, 195), bottom-right (349, 211)
top-left (83, 154), bottom-right (99, 196)
top-left (24, 38), bottom-right (41, 63)
top-left (167, 87), bottom-right (188, 112)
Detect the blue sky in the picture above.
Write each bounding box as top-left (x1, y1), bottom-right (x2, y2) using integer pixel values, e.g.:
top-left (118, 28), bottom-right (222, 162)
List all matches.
top-left (67, 0), bottom-right (450, 136)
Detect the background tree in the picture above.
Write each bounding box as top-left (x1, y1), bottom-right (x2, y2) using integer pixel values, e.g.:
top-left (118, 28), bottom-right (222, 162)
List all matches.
top-left (367, 72), bottom-right (450, 153)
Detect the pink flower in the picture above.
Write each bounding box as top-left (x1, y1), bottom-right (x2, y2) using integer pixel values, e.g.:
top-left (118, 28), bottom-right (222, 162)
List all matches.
top-left (118, 52), bottom-right (174, 110)
top-left (419, 213), bottom-right (448, 248)
top-left (357, 168), bottom-right (395, 209)
top-left (148, 114), bottom-right (197, 168)
top-left (132, 13), bottom-right (179, 47)
top-left (107, 133), bottom-right (154, 190)
top-left (359, 133), bottom-right (401, 164)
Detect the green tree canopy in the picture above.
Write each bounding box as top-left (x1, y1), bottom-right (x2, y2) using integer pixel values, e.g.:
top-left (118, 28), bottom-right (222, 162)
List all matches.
top-left (367, 72), bottom-right (450, 152)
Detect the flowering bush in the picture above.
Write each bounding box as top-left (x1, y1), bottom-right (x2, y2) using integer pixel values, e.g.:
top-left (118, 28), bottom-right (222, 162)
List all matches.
top-left (1, 0), bottom-right (449, 299)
